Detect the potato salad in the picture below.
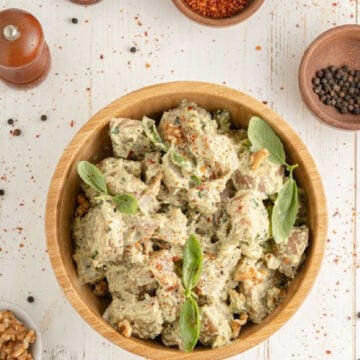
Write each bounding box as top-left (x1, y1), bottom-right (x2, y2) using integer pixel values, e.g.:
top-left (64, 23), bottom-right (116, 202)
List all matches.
top-left (72, 101), bottom-right (309, 350)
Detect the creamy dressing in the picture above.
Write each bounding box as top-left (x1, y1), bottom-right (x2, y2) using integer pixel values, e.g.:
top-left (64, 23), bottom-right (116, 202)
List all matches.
top-left (72, 101), bottom-right (309, 350)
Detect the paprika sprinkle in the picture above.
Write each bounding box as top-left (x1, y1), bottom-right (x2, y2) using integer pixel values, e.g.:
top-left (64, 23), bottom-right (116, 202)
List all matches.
top-left (183, 0), bottom-right (250, 18)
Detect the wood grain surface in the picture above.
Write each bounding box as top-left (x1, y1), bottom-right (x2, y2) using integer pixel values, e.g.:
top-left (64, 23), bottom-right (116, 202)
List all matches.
top-left (0, 1), bottom-right (358, 360)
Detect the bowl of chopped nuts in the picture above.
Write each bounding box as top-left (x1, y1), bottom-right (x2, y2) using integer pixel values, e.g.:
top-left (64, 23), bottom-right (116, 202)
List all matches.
top-left (0, 301), bottom-right (42, 360)
top-left (299, 24), bottom-right (360, 130)
top-left (172, 0), bottom-right (265, 27)
top-left (46, 81), bottom-right (327, 359)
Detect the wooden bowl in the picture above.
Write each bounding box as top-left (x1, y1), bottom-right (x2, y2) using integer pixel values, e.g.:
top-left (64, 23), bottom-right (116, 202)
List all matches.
top-left (172, 0), bottom-right (264, 27)
top-left (299, 24), bottom-right (360, 130)
top-left (46, 81), bottom-right (327, 360)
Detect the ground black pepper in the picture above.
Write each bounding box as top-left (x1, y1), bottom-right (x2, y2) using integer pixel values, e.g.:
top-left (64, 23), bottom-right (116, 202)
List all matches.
top-left (7, 118), bottom-right (14, 125)
top-left (12, 129), bottom-right (21, 136)
top-left (27, 296), bottom-right (34, 303)
top-left (312, 64), bottom-right (360, 114)
top-left (130, 46), bottom-right (137, 53)
top-left (71, 17), bottom-right (78, 24)
top-left (40, 114), bottom-right (47, 121)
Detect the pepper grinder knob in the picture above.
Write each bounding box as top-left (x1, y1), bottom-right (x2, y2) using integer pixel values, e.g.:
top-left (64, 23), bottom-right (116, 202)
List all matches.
top-left (0, 8), bottom-right (51, 87)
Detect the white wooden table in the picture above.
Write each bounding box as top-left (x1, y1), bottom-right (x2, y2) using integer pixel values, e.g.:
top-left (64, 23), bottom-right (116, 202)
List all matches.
top-left (0, 1), bottom-right (358, 359)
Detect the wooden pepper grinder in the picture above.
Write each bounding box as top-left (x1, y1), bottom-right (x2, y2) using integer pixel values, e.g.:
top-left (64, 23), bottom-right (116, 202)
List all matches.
top-left (0, 8), bottom-right (51, 87)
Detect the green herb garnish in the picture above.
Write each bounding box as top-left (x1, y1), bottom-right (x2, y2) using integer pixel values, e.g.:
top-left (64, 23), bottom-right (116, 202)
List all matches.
top-left (77, 161), bottom-right (138, 216)
top-left (179, 234), bottom-right (203, 351)
top-left (142, 116), bottom-right (167, 151)
top-left (248, 117), bottom-right (299, 244)
top-left (77, 161), bottom-right (108, 194)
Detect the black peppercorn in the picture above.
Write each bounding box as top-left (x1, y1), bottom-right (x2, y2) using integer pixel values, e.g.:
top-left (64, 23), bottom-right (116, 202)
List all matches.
top-left (130, 46), bottom-right (137, 53)
top-left (71, 17), bottom-right (78, 24)
top-left (7, 118), bottom-right (14, 125)
top-left (312, 64), bottom-right (360, 114)
top-left (40, 114), bottom-right (47, 121)
top-left (27, 296), bottom-right (34, 303)
top-left (0, 189), bottom-right (4, 196)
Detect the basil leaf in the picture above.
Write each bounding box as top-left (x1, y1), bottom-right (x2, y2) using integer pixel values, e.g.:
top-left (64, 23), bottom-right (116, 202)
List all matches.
top-left (182, 234), bottom-right (203, 292)
top-left (248, 116), bottom-right (286, 165)
top-left (179, 297), bottom-right (201, 352)
top-left (77, 161), bottom-right (108, 194)
top-left (272, 177), bottom-right (298, 244)
top-left (142, 116), bottom-right (166, 150)
top-left (112, 193), bottom-right (138, 215)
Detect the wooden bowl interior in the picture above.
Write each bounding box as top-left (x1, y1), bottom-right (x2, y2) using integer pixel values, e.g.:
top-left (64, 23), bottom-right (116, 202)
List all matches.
top-left (47, 82), bottom-right (327, 360)
top-left (172, 0), bottom-right (265, 27)
top-left (299, 24), bottom-right (360, 130)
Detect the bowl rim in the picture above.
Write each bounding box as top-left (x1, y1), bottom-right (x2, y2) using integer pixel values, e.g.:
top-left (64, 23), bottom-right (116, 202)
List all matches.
top-left (172, 0), bottom-right (265, 27)
top-left (299, 24), bottom-right (360, 130)
top-left (0, 300), bottom-right (42, 360)
top-left (45, 81), bottom-right (327, 360)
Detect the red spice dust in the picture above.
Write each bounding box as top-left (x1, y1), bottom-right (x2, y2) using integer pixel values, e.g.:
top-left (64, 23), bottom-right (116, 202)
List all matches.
top-left (326, 350), bottom-right (332, 355)
top-left (70, 120), bottom-right (74, 127)
top-left (184, 0), bottom-right (250, 18)
top-left (255, 45), bottom-right (262, 51)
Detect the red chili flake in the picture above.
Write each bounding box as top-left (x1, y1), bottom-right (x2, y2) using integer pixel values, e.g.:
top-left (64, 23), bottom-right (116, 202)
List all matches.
top-left (255, 45), bottom-right (262, 51)
top-left (100, 54), bottom-right (104, 59)
top-left (325, 350), bottom-right (331, 354)
top-left (19, 243), bottom-right (24, 248)
top-left (70, 120), bottom-right (74, 127)
top-left (155, 264), bottom-right (163, 271)
top-left (172, 256), bottom-right (180, 262)
top-left (183, 0), bottom-right (250, 19)
top-left (166, 286), bottom-right (176, 291)
top-left (86, 87), bottom-right (91, 91)
top-left (127, 151), bottom-right (134, 160)
top-left (145, 63), bottom-right (151, 69)
top-left (148, 159), bottom-right (156, 164)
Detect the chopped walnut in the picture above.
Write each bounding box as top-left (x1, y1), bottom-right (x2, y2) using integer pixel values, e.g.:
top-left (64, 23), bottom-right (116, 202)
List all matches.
top-left (117, 319), bottom-right (132, 338)
top-left (0, 310), bottom-right (36, 360)
top-left (93, 280), bottom-right (108, 296)
top-left (230, 319), bottom-right (242, 339)
top-left (250, 149), bottom-right (269, 170)
top-left (75, 193), bottom-right (90, 217)
top-left (239, 312), bottom-right (248, 325)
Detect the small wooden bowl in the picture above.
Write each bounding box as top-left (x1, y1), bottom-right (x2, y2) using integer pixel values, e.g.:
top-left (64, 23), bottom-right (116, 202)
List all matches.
top-left (299, 24), bottom-right (360, 130)
top-left (46, 82), bottom-right (327, 360)
top-left (172, 0), bottom-right (264, 27)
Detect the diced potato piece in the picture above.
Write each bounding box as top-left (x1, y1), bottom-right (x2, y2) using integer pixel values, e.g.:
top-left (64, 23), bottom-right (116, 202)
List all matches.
top-left (109, 117), bottom-right (154, 159)
top-left (232, 150), bottom-right (283, 196)
top-left (103, 295), bottom-right (163, 339)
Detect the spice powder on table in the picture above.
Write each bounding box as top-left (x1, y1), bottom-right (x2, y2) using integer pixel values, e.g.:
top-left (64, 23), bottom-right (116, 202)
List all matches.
top-left (183, 0), bottom-right (250, 18)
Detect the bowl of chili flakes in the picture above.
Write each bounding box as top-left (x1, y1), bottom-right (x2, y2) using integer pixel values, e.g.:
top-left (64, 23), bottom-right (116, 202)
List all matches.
top-left (172, 0), bottom-right (265, 27)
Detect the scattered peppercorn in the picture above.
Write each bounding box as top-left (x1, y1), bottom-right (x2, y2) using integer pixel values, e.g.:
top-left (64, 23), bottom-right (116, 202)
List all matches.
top-left (71, 17), bottom-right (78, 24)
top-left (130, 46), bottom-right (137, 53)
top-left (26, 296), bottom-right (34, 303)
top-left (40, 114), bottom-right (47, 121)
top-left (0, 189), bottom-right (4, 196)
top-left (357, 312), bottom-right (360, 318)
top-left (7, 118), bottom-right (14, 125)
top-left (183, 0), bottom-right (250, 19)
top-left (12, 129), bottom-right (21, 136)
top-left (312, 64), bottom-right (360, 114)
